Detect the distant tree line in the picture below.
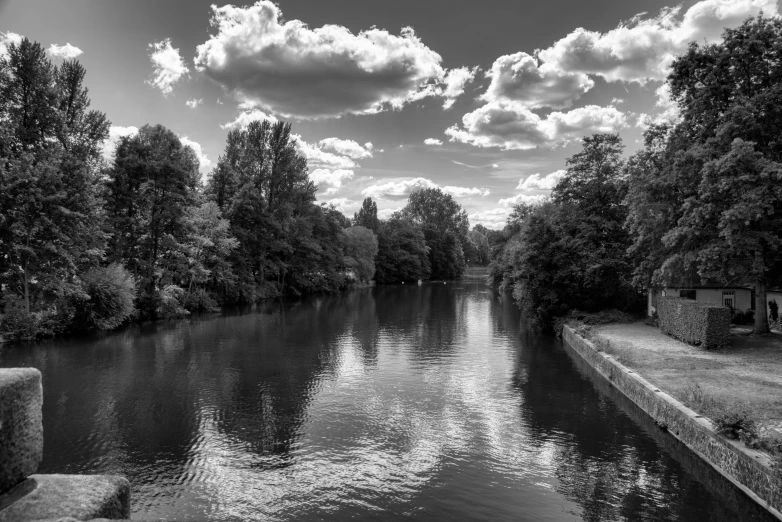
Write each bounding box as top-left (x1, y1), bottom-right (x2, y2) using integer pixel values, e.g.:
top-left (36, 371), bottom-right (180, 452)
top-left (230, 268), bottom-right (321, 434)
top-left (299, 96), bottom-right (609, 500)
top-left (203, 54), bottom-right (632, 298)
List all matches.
top-left (488, 15), bottom-right (782, 334)
top-left (0, 37), bottom-right (477, 340)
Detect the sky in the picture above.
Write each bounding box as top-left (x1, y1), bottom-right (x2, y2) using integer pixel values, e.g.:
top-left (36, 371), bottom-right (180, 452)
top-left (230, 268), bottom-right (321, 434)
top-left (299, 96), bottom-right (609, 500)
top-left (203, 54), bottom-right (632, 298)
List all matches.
top-left (1, 0), bottom-right (778, 228)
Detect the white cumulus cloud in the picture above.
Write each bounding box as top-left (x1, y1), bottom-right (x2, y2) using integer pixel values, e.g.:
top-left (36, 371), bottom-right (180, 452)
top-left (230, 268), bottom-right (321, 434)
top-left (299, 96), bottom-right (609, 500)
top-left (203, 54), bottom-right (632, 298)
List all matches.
top-left (310, 168), bottom-right (354, 195)
top-left (186, 98), bottom-right (203, 109)
top-left (498, 193), bottom-right (548, 207)
top-left (47, 43), bottom-right (83, 59)
top-left (482, 52), bottom-right (593, 109)
top-left (362, 177), bottom-right (489, 200)
top-left (424, 138), bottom-right (443, 146)
top-left (469, 209), bottom-right (510, 230)
top-left (517, 170), bottom-right (567, 191)
top-left (446, 102), bottom-right (627, 150)
top-left (0, 32), bottom-right (23, 58)
top-left (179, 136), bottom-right (212, 174)
top-left (221, 110), bottom-right (278, 130)
top-left (101, 125), bottom-right (139, 162)
top-left (146, 38), bottom-right (189, 96)
top-left (194, 1), bottom-right (446, 118)
top-left (538, 0), bottom-right (776, 85)
top-left (323, 197), bottom-right (358, 213)
top-left (318, 138), bottom-right (374, 159)
top-left (442, 186), bottom-right (491, 197)
top-left (295, 136), bottom-right (357, 170)
top-left (362, 177), bottom-right (439, 200)
top-left (441, 66), bottom-right (479, 109)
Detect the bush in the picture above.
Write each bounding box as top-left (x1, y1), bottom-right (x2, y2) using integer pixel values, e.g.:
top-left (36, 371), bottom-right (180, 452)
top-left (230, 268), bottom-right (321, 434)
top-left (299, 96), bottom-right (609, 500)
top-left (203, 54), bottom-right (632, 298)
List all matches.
top-left (0, 294), bottom-right (40, 340)
top-left (745, 309), bottom-right (755, 324)
top-left (554, 308), bottom-right (633, 336)
top-left (74, 264), bottom-right (137, 331)
top-left (657, 297), bottom-right (730, 349)
top-left (157, 285), bottom-right (189, 318)
top-left (770, 299), bottom-right (779, 322)
top-left (183, 288), bottom-right (219, 312)
top-left (644, 310), bottom-right (659, 327)
top-left (733, 311), bottom-right (745, 325)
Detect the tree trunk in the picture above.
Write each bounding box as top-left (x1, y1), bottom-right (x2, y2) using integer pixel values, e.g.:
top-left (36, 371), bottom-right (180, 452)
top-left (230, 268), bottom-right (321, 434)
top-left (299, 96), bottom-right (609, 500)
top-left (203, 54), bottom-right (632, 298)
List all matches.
top-left (755, 278), bottom-right (770, 334)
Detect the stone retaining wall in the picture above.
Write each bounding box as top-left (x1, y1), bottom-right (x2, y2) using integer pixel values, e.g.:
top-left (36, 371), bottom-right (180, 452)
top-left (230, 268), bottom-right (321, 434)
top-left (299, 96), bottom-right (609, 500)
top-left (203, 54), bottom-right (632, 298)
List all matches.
top-left (0, 368), bottom-right (130, 521)
top-left (563, 325), bottom-right (782, 520)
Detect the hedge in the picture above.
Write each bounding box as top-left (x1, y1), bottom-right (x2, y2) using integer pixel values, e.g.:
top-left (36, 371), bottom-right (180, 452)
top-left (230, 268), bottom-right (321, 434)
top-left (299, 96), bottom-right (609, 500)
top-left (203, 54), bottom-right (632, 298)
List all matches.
top-left (657, 297), bottom-right (731, 349)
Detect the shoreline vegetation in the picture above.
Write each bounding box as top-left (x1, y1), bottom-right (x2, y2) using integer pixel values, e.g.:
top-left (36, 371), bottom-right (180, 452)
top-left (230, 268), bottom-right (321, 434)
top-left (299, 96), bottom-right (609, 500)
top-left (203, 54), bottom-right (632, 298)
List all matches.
top-left (486, 15), bottom-right (782, 336)
top-left (0, 38), bottom-right (491, 344)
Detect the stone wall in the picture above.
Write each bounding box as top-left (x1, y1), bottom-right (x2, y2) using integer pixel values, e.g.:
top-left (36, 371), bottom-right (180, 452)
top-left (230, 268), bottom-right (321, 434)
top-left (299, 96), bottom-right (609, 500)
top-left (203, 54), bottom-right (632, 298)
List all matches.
top-left (0, 368), bottom-right (131, 521)
top-left (563, 325), bottom-right (782, 520)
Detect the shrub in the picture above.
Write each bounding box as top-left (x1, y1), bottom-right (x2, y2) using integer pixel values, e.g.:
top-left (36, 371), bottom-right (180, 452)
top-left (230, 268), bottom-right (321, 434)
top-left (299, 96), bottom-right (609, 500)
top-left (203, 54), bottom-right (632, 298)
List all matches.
top-left (770, 299), bottom-right (779, 322)
top-left (0, 294), bottom-right (40, 340)
top-left (554, 308), bottom-right (633, 336)
top-left (74, 264), bottom-right (137, 331)
top-left (745, 309), bottom-right (755, 324)
top-left (657, 297), bottom-right (730, 349)
top-left (157, 285), bottom-right (189, 318)
top-left (183, 288), bottom-right (219, 312)
top-left (713, 406), bottom-right (759, 443)
top-left (644, 310), bottom-right (659, 327)
top-left (733, 311), bottom-right (745, 325)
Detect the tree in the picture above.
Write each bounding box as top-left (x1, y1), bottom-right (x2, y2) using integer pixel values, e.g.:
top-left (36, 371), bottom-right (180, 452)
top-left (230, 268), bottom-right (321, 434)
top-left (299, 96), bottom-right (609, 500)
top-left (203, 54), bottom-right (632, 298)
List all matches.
top-left (401, 188), bottom-right (469, 279)
top-left (0, 38), bottom-right (109, 317)
top-left (180, 201), bottom-right (239, 310)
top-left (488, 134), bottom-right (639, 326)
top-left (467, 228), bottom-right (489, 266)
top-left (343, 226), bottom-right (379, 283)
top-left (105, 124), bottom-right (199, 315)
top-left (627, 15), bottom-right (782, 334)
top-left (375, 218), bottom-right (431, 283)
top-left (354, 197), bottom-right (380, 232)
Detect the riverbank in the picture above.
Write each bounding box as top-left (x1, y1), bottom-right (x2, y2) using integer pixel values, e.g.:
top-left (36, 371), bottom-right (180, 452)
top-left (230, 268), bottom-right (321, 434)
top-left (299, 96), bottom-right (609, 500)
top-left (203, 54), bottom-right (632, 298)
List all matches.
top-left (591, 323), bottom-right (782, 440)
top-left (562, 323), bottom-right (782, 519)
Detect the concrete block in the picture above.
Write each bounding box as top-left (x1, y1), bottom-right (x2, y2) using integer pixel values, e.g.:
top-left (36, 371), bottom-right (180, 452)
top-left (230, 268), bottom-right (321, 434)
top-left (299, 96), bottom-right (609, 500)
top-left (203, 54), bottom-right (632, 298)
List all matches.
top-left (0, 474), bottom-right (130, 521)
top-left (0, 368), bottom-right (43, 493)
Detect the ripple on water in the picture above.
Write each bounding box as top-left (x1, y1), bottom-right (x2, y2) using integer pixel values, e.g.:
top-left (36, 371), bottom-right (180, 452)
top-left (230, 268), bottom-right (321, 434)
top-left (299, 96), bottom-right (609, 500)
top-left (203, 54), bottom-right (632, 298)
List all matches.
top-left (1, 282), bottom-right (772, 521)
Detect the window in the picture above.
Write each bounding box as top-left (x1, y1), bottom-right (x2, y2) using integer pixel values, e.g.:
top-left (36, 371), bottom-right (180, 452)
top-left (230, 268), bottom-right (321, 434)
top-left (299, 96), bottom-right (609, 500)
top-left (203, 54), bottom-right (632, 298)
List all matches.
top-left (723, 291), bottom-right (735, 309)
top-left (679, 289), bottom-right (696, 300)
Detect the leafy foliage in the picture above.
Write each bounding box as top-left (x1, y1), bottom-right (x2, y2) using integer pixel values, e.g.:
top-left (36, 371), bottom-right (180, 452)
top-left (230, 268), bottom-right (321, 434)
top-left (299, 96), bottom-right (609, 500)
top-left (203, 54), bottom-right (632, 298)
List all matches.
top-left (627, 15), bottom-right (782, 334)
top-left (73, 264), bottom-right (137, 331)
top-left (488, 135), bottom-right (640, 326)
top-left (344, 226), bottom-right (379, 283)
top-left (400, 188), bottom-right (469, 280)
top-left (353, 197), bottom-right (380, 232)
top-left (375, 218), bottom-right (431, 283)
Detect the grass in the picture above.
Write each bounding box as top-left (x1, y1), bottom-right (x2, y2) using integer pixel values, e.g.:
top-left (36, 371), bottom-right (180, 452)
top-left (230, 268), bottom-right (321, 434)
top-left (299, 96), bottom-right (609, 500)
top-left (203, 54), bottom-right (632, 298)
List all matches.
top-left (682, 383), bottom-right (782, 471)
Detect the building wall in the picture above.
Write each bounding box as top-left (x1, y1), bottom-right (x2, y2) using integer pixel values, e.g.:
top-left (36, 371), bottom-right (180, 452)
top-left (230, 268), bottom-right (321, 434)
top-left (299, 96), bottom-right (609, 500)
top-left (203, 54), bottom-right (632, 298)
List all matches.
top-left (648, 288), bottom-right (753, 316)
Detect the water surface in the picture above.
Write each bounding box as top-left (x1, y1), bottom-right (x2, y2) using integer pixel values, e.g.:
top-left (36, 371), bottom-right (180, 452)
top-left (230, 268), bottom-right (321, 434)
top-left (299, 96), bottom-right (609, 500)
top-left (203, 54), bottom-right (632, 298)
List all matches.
top-left (0, 276), bottom-right (771, 521)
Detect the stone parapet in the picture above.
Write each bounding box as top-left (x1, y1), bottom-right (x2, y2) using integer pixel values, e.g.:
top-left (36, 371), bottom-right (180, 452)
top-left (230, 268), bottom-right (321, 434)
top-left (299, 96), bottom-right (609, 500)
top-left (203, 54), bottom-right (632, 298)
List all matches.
top-left (0, 368), bottom-right (131, 520)
top-left (0, 368), bottom-right (43, 493)
top-left (0, 475), bottom-right (130, 522)
top-left (562, 325), bottom-right (782, 520)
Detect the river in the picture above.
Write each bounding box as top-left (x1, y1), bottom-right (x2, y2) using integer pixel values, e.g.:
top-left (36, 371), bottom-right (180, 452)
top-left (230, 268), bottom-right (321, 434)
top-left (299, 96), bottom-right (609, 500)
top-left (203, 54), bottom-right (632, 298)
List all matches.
top-left (0, 273), bottom-right (773, 521)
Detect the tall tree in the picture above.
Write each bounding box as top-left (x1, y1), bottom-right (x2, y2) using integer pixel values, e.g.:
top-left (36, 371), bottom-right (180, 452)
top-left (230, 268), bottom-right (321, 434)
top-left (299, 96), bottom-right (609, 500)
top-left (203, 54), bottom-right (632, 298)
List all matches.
top-left (629, 15), bottom-right (782, 333)
top-left (105, 125), bottom-right (199, 313)
top-left (344, 226), bottom-right (379, 283)
top-left (401, 187), bottom-right (469, 279)
top-left (0, 38), bottom-right (109, 314)
top-left (354, 197), bottom-right (379, 232)
top-left (375, 218), bottom-right (431, 283)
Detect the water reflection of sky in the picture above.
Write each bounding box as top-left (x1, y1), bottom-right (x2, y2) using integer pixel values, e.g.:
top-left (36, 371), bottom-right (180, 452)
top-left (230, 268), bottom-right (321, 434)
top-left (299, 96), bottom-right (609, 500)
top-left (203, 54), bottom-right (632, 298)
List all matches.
top-left (0, 282), bottom-right (767, 521)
